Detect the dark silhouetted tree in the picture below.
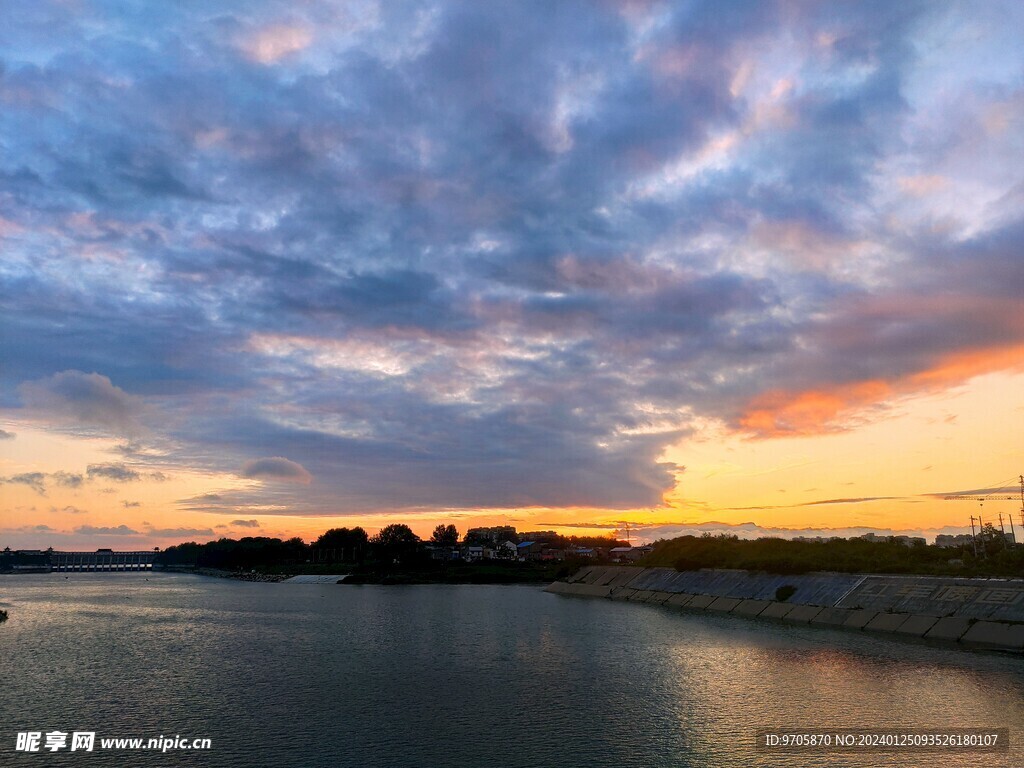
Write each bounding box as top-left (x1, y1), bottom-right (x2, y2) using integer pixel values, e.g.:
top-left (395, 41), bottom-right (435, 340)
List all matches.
top-left (372, 524), bottom-right (421, 564)
top-left (313, 527), bottom-right (369, 562)
top-left (431, 524), bottom-right (459, 547)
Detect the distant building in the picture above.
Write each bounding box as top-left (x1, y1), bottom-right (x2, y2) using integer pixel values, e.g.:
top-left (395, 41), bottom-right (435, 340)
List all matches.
top-left (609, 546), bottom-right (652, 562)
top-left (520, 532), bottom-right (561, 544)
top-left (859, 533), bottom-right (889, 542)
top-left (935, 534), bottom-right (975, 548)
top-left (892, 536), bottom-right (926, 547)
top-left (465, 526), bottom-right (518, 544)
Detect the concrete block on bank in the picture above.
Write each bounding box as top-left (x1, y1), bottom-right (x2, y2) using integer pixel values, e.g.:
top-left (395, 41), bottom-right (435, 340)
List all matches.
top-left (707, 596), bottom-right (742, 612)
top-left (686, 594), bottom-right (716, 610)
top-left (594, 568), bottom-right (621, 586)
top-left (925, 617), bottom-right (973, 641)
top-left (607, 568), bottom-right (644, 589)
top-left (842, 609), bottom-right (878, 629)
top-left (782, 605), bottom-right (823, 623)
top-left (569, 583), bottom-right (612, 598)
top-left (646, 591), bottom-right (673, 604)
top-left (759, 601), bottom-right (795, 619)
top-left (545, 581), bottom-right (608, 597)
top-left (960, 621), bottom-right (1024, 650)
top-left (566, 567), bottom-right (593, 584)
top-left (666, 593), bottom-right (695, 608)
top-left (811, 607), bottom-right (855, 627)
top-left (629, 589), bottom-right (654, 601)
top-left (610, 587), bottom-right (637, 600)
top-left (895, 615), bottom-right (939, 636)
top-left (865, 613), bottom-right (912, 633)
top-left (732, 599), bottom-right (771, 617)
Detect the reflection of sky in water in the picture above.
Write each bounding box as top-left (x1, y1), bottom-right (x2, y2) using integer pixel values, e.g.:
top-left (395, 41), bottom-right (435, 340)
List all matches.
top-left (1, 573), bottom-right (1021, 768)
top-left (665, 639), bottom-right (1021, 767)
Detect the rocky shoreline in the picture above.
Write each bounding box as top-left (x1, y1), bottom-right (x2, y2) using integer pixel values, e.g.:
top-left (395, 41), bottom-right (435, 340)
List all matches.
top-left (160, 565), bottom-right (288, 582)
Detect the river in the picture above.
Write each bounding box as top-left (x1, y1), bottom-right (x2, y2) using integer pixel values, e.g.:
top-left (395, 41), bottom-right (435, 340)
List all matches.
top-left (1, 572), bottom-right (1021, 767)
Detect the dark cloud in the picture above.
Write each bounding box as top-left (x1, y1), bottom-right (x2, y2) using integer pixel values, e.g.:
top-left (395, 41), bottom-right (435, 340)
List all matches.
top-left (4, 472), bottom-right (46, 495)
top-left (0, 429), bottom-right (15, 439)
top-left (0, 0), bottom-right (1021, 513)
top-left (725, 496), bottom-right (900, 511)
top-left (51, 471), bottom-right (84, 488)
top-left (74, 524), bottom-right (139, 535)
top-left (926, 485), bottom-right (1021, 499)
top-left (18, 371), bottom-right (144, 436)
top-left (230, 519), bottom-right (260, 528)
top-left (240, 457), bottom-right (312, 484)
top-left (54, 505), bottom-right (87, 515)
top-left (122, 500), bottom-right (142, 508)
top-left (146, 527), bottom-right (215, 538)
top-left (87, 464), bottom-right (141, 482)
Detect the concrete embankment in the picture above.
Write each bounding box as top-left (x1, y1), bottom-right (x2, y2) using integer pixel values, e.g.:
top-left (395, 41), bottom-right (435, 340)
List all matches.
top-left (280, 574), bottom-right (348, 584)
top-left (546, 566), bottom-right (1024, 653)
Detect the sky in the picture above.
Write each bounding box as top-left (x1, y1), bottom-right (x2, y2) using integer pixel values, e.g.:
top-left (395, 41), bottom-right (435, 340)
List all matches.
top-left (1, 0), bottom-right (1023, 550)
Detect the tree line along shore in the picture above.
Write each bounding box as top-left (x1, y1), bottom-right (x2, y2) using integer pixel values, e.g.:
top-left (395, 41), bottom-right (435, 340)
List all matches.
top-left (155, 524), bottom-right (627, 584)
top-left (5, 524), bottom-right (1019, 585)
top-left (152, 522), bottom-right (1024, 582)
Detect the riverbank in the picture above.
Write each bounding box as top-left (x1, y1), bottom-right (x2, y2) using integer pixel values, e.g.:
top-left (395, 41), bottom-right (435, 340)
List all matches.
top-left (548, 566), bottom-right (1024, 653)
top-left (160, 565), bottom-right (289, 582)
top-left (162, 561), bottom-right (572, 585)
top-left (343, 561), bottom-right (569, 584)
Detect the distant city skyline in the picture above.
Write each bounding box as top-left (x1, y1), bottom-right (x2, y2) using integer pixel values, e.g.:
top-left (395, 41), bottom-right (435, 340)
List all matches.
top-left (2, 1), bottom-right (1023, 549)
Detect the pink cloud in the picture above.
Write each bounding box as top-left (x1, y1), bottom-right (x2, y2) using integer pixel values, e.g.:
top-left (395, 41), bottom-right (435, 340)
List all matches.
top-left (240, 24), bottom-right (313, 64)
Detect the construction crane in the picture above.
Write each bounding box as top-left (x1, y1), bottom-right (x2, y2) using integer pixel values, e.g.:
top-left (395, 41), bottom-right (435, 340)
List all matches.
top-left (943, 474), bottom-right (1024, 549)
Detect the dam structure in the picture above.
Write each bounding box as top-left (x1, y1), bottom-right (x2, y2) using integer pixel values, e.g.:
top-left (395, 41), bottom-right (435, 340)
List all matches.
top-left (547, 566), bottom-right (1024, 653)
top-left (50, 549), bottom-right (158, 571)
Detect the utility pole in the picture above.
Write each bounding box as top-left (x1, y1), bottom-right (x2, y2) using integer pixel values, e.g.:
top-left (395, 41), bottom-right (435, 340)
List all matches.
top-left (1020, 475), bottom-right (1024, 543)
top-left (999, 514), bottom-right (1009, 550)
top-left (979, 512), bottom-right (985, 557)
top-left (970, 515), bottom-right (979, 558)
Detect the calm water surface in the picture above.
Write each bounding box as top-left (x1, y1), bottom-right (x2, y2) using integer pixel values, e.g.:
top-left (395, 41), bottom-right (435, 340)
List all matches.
top-left (1, 573), bottom-right (1022, 767)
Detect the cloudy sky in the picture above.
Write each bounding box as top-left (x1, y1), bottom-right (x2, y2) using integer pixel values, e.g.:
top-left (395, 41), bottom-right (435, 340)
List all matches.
top-left (2, 0), bottom-right (1023, 549)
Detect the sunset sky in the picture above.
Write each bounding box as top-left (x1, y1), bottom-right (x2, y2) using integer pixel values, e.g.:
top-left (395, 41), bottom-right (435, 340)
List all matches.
top-left (2, 0), bottom-right (1023, 550)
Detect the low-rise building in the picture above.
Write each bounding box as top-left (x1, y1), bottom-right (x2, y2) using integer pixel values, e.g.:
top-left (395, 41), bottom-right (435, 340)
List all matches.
top-left (495, 541), bottom-right (518, 559)
top-left (516, 541), bottom-right (544, 561)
